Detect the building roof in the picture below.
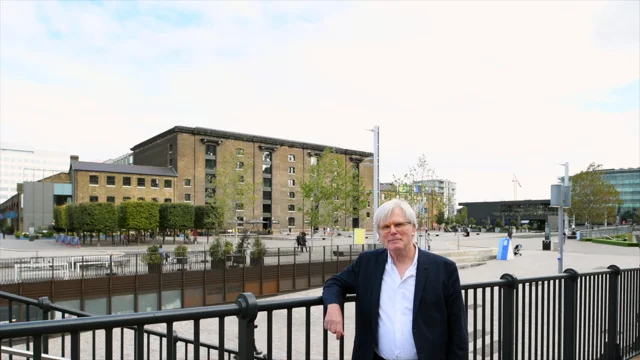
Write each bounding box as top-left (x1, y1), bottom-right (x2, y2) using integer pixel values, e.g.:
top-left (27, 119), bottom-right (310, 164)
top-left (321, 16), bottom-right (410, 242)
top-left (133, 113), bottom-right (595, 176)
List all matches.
top-left (130, 126), bottom-right (373, 158)
top-left (70, 161), bottom-right (178, 177)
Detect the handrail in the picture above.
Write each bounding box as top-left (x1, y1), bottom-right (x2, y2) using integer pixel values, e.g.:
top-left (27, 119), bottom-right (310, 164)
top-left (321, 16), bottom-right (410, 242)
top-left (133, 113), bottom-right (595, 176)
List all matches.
top-left (0, 291), bottom-right (245, 358)
top-left (0, 346), bottom-right (67, 360)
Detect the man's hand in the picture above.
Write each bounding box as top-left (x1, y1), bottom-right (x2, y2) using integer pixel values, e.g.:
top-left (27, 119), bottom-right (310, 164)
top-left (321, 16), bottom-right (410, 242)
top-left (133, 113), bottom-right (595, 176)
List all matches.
top-left (324, 304), bottom-right (344, 340)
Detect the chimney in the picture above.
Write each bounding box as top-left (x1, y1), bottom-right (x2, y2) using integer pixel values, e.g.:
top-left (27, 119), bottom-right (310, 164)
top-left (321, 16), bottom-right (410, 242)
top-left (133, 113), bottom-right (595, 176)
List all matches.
top-left (70, 155), bottom-right (79, 162)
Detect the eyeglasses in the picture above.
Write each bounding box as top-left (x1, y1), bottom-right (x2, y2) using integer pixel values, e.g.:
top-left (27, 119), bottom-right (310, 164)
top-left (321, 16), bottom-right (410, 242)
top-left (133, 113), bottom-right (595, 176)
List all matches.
top-left (380, 221), bottom-right (411, 232)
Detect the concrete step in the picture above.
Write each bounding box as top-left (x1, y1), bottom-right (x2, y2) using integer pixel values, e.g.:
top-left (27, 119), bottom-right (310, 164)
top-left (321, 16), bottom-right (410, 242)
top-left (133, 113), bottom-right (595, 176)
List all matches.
top-left (435, 248), bottom-right (498, 259)
top-left (457, 262), bottom-right (486, 270)
top-left (448, 255), bottom-right (496, 264)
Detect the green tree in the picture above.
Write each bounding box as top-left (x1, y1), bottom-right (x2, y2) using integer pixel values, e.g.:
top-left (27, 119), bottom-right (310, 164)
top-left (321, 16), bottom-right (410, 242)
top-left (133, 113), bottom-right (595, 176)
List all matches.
top-left (634, 208), bottom-right (640, 224)
top-left (300, 148), bottom-right (364, 237)
top-left (54, 205), bottom-right (68, 232)
top-left (118, 200), bottom-right (160, 245)
top-left (455, 206), bottom-right (468, 225)
top-left (567, 163), bottom-right (622, 225)
top-left (78, 202), bottom-right (117, 244)
top-left (66, 203), bottom-right (80, 234)
top-left (436, 210), bottom-right (446, 226)
top-left (389, 154), bottom-right (440, 229)
top-left (195, 204), bottom-right (224, 243)
top-left (210, 148), bottom-right (260, 232)
top-left (159, 203), bottom-right (195, 243)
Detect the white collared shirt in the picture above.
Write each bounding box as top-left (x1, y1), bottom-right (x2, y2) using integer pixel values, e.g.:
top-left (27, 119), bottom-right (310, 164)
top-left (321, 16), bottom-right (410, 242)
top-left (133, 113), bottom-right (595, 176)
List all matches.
top-left (377, 244), bottom-right (420, 360)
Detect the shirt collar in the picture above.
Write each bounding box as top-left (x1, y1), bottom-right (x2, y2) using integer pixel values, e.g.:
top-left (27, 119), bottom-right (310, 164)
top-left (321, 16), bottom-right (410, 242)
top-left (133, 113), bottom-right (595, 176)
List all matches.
top-left (387, 243), bottom-right (419, 269)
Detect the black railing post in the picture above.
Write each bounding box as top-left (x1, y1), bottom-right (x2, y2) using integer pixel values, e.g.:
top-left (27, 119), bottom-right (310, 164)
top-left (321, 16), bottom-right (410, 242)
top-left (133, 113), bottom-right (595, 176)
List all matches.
top-left (172, 330), bottom-right (179, 360)
top-left (236, 293), bottom-right (258, 360)
top-left (563, 268), bottom-right (579, 360)
top-left (38, 297), bottom-right (51, 354)
top-left (500, 273), bottom-right (518, 360)
top-left (606, 265), bottom-right (621, 360)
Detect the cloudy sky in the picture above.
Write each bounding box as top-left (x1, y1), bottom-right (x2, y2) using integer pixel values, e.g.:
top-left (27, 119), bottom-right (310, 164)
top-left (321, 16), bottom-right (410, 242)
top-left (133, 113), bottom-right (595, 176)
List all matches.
top-left (1, 0), bottom-right (638, 203)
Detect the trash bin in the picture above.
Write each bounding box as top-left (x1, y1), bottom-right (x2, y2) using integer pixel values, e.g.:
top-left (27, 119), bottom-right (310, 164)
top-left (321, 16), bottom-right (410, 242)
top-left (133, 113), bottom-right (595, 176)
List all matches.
top-left (542, 240), bottom-right (551, 251)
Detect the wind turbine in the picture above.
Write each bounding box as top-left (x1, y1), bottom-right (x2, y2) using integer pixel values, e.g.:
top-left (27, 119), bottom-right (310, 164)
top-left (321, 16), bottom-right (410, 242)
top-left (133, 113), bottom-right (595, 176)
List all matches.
top-left (512, 174), bottom-right (522, 200)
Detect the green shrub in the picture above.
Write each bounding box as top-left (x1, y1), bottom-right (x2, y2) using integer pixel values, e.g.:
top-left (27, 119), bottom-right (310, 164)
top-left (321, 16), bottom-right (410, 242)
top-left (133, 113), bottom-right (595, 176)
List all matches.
top-left (591, 238), bottom-right (639, 247)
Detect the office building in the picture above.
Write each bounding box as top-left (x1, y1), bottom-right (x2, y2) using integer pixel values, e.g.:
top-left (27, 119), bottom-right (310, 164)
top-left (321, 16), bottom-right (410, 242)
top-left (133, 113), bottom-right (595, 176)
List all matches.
top-left (0, 143), bottom-right (69, 203)
top-left (599, 167), bottom-right (640, 216)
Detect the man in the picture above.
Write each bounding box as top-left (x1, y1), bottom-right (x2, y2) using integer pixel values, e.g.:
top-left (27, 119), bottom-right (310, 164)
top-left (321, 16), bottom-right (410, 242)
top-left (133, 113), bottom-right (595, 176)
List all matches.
top-left (323, 199), bottom-right (468, 360)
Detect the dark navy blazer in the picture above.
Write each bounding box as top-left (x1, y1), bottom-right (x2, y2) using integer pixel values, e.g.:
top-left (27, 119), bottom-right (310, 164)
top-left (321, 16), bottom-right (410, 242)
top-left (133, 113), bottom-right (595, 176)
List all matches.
top-left (322, 247), bottom-right (468, 360)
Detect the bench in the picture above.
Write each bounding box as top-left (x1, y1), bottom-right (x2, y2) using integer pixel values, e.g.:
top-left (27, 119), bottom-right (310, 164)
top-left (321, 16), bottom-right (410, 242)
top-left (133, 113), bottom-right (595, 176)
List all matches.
top-left (332, 250), bottom-right (363, 257)
top-left (264, 249), bottom-right (299, 257)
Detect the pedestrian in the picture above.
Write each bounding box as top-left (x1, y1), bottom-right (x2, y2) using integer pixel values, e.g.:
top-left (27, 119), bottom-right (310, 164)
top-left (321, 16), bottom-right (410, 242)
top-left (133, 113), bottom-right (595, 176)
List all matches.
top-left (322, 198), bottom-right (468, 359)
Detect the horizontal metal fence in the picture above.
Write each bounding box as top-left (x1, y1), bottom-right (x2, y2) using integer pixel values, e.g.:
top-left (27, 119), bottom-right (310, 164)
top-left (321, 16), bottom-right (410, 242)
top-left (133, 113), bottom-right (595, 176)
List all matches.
top-left (0, 244), bottom-right (383, 284)
top-left (0, 265), bottom-right (638, 360)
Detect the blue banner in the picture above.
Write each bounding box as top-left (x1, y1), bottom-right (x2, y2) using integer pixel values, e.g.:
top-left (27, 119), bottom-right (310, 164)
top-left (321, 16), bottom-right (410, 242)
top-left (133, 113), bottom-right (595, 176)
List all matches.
top-left (497, 237), bottom-right (512, 260)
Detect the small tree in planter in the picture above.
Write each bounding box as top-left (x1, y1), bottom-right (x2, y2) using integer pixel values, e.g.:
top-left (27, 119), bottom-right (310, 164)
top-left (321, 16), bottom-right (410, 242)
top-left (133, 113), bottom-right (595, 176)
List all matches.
top-left (233, 231), bottom-right (251, 266)
top-left (209, 238), bottom-right (233, 269)
top-left (250, 235), bottom-right (267, 266)
top-left (142, 244), bottom-right (163, 274)
top-left (174, 244), bottom-right (189, 266)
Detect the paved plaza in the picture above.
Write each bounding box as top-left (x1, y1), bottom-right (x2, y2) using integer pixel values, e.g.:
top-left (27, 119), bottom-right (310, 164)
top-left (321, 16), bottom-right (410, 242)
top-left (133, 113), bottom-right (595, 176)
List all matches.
top-left (1, 232), bottom-right (639, 359)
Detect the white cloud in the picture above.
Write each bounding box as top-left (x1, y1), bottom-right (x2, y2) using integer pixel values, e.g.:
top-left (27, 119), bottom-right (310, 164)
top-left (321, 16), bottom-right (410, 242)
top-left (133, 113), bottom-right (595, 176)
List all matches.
top-left (1, 1), bottom-right (638, 204)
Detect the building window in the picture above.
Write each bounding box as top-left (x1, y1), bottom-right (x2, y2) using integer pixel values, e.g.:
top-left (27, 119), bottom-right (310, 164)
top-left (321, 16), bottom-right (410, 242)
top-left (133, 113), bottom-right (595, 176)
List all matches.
top-left (123, 177), bottom-right (131, 187)
top-left (164, 180), bottom-right (172, 188)
top-left (164, 198), bottom-right (172, 203)
top-left (288, 179), bottom-right (295, 187)
top-left (289, 192), bottom-right (295, 199)
top-left (206, 159), bottom-right (216, 170)
top-left (169, 158), bottom-right (172, 167)
top-left (288, 217), bottom-right (295, 227)
top-left (184, 179), bottom-right (191, 187)
top-left (263, 191), bottom-right (272, 200)
top-left (239, 175), bottom-right (245, 184)
top-left (288, 204), bottom-right (295, 212)
top-left (236, 148), bottom-right (244, 156)
top-left (288, 167), bottom-right (295, 174)
top-left (366, 212), bottom-right (371, 218)
top-left (236, 162), bottom-right (244, 170)
top-left (288, 154), bottom-right (295, 162)
top-left (137, 178), bottom-right (145, 187)
top-left (107, 196), bottom-right (115, 203)
top-left (310, 157), bottom-right (318, 165)
top-left (106, 176), bottom-right (116, 186)
top-left (206, 145), bottom-right (216, 157)
top-left (89, 196), bottom-right (98, 202)
top-left (262, 164), bottom-right (272, 174)
top-left (152, 198), bottom-right (159, 203)
top-left (236, 203), bottom-right (244, 211)
top-left (263, 178), bottom-right (272, 188)
top-left (236, 216), bottom-right (244, 226)
top-left (263, 151), bottom-right (272, 162)
top-left (89, 176), bottom-right (99, 186)
top-left (367, 201), bottom-right (371, 208)
top-left (123, 197), bottom-right (131, 202)
top-left (169, 144), bottom-right (172, 153)
top-left (151, 179), bottom-right (159, 188)
top-left (137, 197), bottom-right (145, 201)
top-left (184, 194), bottom-right (191, 202)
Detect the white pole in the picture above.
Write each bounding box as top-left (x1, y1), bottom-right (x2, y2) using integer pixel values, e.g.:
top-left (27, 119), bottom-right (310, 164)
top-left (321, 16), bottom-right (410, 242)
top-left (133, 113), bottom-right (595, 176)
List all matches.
top-left (373, 126), bottom-right (380, 243)
top-left (564, 163), bottom-right (569, 233)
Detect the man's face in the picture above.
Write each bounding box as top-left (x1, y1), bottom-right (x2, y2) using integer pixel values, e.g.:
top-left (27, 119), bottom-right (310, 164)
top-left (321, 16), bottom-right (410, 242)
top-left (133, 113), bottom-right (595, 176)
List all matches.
top-left (379, 208), bottom-right (416, 252)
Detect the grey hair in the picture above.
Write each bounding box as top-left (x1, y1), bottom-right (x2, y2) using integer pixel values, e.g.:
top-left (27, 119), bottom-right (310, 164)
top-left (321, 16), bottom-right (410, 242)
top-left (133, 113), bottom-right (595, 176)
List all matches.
top-left (373, 199), bottom-right (418, 242)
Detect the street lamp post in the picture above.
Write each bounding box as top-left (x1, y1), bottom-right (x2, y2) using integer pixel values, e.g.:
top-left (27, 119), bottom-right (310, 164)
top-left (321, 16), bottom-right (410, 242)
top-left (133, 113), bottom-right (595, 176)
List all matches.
top-left (551, 162), bottom-right (570, 274)
top-left (366, 126), bottom-right (380, 243)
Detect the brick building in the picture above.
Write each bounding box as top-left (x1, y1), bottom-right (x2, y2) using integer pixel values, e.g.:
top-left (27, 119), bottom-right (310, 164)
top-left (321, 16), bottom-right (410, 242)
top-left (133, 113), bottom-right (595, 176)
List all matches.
top-left (69, 156), bottom-right (178, 205)
top-left (130, 126), bottom-right (374, 233)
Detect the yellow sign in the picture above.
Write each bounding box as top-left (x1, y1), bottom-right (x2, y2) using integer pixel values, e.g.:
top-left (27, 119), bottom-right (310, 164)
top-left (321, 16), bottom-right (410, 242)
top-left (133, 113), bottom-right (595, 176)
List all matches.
top-left (353, 228), bottom-right (365, 245)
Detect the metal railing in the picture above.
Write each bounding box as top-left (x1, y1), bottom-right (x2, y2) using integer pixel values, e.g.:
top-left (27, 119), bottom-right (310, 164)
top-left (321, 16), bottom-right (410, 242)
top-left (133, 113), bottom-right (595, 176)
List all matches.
top-left (0, 265), bottom-right (638, 360)
top-left (579, 226), bottom-right (633, 239)
top-left (0, 244), bottom-right (382, 284)
top-left (0, 290), bottom-right (261, 360)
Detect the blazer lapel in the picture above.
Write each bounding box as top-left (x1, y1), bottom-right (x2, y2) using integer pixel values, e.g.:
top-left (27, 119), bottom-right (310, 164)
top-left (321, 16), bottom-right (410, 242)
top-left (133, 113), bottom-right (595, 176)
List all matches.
top-left (371, 249), bottom-right (388, 337)
top-left (413, 249), bottom-right (429, 319)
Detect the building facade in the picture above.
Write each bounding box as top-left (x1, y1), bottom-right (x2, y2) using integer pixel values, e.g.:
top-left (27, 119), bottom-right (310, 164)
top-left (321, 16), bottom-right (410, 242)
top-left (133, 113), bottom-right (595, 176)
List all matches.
top-left (70, 156), bottom-right (178, 205)
top-left (460, 199), bottom-right (555, 230)
top-left (130, 126), bottom-right (374, 233)
top-left (599, 167), bottom-right (640, 216)
top-left (0, 143), bottom-right (70, 203)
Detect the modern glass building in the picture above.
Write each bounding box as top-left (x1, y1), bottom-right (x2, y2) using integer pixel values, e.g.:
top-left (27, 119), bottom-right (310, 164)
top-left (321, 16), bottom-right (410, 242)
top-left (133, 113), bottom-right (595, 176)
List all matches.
top-left (599, 167), bottom-right (640, 215)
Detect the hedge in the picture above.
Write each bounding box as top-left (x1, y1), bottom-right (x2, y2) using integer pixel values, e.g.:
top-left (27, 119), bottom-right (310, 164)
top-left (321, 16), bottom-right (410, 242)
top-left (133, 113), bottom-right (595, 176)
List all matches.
top-left (159, 203), bottom-right (194, 231)
top-left (117, 201), bottom-right (160, 230)
top-left (591, 238), bottom-right (639, 247)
